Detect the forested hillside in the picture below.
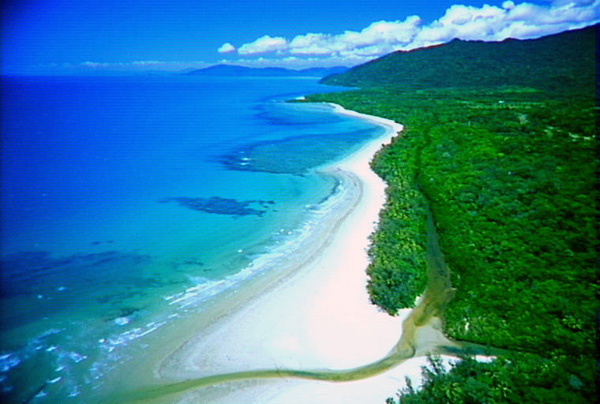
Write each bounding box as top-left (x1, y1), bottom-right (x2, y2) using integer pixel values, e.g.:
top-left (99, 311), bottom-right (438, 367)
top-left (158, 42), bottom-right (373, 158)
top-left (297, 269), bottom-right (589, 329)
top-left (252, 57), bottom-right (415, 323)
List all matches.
top-left (308, 24), bottom-right (598, 403)
top-left (321, 25), bottom-right (597, 95)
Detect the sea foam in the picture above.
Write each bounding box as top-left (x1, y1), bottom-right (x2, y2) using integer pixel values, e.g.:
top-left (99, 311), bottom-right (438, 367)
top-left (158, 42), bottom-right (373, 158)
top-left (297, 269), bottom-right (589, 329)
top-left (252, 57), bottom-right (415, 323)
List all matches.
top-left (162, 173), bottom-right (352, 312)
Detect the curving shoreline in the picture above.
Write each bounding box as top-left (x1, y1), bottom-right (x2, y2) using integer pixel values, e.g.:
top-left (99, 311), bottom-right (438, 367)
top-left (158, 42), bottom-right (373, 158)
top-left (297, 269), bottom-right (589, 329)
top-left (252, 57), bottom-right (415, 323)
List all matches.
top-left (125, 104), bottom-right (450, 403)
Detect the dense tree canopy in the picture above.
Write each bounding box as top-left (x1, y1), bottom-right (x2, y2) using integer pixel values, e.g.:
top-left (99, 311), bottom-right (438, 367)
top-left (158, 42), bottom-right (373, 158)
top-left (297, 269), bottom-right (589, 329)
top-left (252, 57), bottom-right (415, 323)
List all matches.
top-left (307, 24), bottom-right (598, 403)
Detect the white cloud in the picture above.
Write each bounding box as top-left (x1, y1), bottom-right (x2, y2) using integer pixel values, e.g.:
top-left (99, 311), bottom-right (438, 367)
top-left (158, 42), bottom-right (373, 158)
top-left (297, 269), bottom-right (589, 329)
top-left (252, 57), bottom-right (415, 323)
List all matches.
top-left (552, 0), bottom-right (596, 6)
top-left (391, 0), bottom-right (599, 49)
top-left (217, 43), bottom-right (236, 53)
top-left (219, 54), bottom-right (374, 69)
top-left (221, 0), bottom-right (599, 67)
top-left (286, 16), bottom-right (422, 56)
top-left (289, 33), bottom-right (335, 55)
top-left (237, 35), bottom-right (288, 55)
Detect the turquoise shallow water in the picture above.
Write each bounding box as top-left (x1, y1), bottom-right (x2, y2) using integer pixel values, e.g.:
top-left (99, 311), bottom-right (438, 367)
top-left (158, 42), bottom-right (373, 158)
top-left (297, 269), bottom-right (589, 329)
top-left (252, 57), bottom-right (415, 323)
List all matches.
top-left (0, 76), bottom-right (384, 402)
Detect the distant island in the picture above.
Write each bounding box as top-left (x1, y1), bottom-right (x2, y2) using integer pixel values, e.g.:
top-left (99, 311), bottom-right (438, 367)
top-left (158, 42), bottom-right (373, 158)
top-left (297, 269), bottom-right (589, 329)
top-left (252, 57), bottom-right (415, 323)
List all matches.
top-left (187, 64), bottom-right (348, 78)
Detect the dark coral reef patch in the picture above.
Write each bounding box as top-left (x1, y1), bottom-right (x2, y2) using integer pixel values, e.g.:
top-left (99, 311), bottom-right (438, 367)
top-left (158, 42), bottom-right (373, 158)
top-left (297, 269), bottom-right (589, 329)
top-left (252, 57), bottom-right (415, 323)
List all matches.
top-left (159, 196), bottom-right (275, 217)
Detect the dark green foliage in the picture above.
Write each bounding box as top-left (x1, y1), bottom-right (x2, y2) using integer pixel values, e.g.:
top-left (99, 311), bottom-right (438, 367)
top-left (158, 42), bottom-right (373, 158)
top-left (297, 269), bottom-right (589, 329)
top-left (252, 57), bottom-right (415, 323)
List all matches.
top-left (414, 95), bottom-right (598, 357)
top-left (310, 87), bottom-right (598, 401)
top-left (306, 26), bottom-right (598, 401)
top-left (366, 137), bottom-right (429, 313)
top-left (321, 25), bottom-right (597, 96)
top-left (390, 355), bottom-right (595, 404)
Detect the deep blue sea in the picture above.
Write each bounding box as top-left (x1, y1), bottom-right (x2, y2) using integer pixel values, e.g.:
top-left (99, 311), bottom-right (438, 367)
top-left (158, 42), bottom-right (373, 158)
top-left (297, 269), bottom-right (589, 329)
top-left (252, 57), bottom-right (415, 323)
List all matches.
top-left (0, 75), bottom-right (384, 402)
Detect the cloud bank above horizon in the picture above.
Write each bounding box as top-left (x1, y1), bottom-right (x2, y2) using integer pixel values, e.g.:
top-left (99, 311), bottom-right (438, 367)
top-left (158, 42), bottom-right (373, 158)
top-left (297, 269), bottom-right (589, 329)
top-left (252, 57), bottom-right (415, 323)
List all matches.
top-left (218, 0), bottom-right (599, 67)
top-left (68, 0), bottom-right (599, 73)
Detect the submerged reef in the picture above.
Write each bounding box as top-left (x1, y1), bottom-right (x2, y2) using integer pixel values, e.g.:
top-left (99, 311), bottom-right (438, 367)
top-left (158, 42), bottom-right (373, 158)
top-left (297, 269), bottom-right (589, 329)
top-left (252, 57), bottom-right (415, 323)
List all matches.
top-left (160, 196), bottom-right (275, 217)
top-left (219, 130), bottom-right (374, 175)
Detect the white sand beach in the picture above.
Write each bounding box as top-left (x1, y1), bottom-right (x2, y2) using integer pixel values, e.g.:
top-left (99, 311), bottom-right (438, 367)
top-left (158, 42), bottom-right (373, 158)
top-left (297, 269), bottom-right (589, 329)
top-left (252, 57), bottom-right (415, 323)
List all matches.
top-left (156, 105), bottom-right (449, 403)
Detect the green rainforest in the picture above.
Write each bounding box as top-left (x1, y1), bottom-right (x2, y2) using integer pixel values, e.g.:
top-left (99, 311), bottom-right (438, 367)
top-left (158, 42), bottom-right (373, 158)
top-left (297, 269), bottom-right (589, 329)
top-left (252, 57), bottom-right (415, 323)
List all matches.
top-left (308, 24), bottom-right (598, 403)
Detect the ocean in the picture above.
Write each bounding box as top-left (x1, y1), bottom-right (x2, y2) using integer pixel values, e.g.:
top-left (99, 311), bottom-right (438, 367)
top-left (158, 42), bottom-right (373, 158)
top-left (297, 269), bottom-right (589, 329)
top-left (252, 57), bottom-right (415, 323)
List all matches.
top-left (0, 75), bottom-right (385, 402)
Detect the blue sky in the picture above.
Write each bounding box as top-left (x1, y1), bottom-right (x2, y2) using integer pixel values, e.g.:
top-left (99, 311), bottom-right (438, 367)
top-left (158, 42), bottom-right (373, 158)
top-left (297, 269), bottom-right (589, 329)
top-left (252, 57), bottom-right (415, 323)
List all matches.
top-left (2, 0), bottom-right (598, 74)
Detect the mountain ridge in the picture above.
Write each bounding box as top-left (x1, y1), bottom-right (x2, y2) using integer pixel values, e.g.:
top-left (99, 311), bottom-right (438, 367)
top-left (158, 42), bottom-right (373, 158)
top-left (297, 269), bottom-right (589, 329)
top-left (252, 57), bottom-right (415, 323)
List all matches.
top-left (321, 24), bottom-right (598, 93)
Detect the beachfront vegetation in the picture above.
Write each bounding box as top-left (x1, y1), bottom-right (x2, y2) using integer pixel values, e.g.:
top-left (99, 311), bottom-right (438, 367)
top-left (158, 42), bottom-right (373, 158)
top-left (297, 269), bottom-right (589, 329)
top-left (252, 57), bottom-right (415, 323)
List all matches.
top-left (388, 355), bottom-right (591, 404)
top-left (307, 24), bottom-right (598, 403)
top-left (366, 133), bottom-right (429, 312)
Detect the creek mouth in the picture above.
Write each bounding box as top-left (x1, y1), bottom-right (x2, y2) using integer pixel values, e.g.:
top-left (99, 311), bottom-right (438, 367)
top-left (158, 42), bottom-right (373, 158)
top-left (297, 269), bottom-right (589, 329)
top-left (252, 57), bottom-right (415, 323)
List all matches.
top-left (114, 206), bottom-right (496, 404)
